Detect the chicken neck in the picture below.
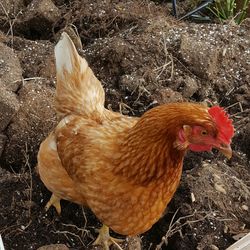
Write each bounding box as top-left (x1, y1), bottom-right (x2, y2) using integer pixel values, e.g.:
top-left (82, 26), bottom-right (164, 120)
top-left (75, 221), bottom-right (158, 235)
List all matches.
top-left (112, 106), bottom-right (187, 186)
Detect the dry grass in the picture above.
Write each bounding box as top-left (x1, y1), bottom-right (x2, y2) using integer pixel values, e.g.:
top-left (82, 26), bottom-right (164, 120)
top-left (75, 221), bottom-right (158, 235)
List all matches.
top-left (0, 1), bottom-right (22, 48)
top-left (154, 33), bottom-right (174, 81)
top-left (155, 209), bottom-right (218, 249)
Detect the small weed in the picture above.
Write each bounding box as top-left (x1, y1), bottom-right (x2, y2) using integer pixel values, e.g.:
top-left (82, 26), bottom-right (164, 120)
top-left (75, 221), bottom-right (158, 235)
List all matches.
top-left (209, 0), bottom-right (250, 24)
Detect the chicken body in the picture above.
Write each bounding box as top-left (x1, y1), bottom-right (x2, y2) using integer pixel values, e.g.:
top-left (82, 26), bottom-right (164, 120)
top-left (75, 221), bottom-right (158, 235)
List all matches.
top-left (38, 107), bottom-right (183, 235)
top-left (38, 33), bottom-right (233, 241)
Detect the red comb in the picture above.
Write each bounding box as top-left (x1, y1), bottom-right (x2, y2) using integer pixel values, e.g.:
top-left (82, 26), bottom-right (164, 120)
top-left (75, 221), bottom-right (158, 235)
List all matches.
top-left (208, 106), bottom-right (234, 144)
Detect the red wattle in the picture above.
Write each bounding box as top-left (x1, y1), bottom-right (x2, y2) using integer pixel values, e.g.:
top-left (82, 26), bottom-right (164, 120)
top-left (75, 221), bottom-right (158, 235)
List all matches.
top-left (189, 144), bottom-right (212, 152)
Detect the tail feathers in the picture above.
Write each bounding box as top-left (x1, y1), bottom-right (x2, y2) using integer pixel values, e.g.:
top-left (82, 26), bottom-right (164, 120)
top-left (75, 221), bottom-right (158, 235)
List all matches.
top-left (55, 32), bottom-right (105, 118)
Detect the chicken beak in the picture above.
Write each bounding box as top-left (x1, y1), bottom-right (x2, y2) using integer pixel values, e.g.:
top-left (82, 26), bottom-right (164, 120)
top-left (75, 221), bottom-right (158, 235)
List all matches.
top-left (218, 144), bottom-right (232, 159)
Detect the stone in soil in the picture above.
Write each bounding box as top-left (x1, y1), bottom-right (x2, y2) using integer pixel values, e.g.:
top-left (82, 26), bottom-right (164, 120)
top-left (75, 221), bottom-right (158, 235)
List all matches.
top-left (153, 87), bottom-right (184, 105)
top-left (0, 84), bottom-right (20, 131)
top-left (180, 34), bottom-right (219, 80)
top-left (0, 42), bottom-right (23, 92)
top-left (16, 0), bottom-right (61, 38)
top-left (37, 244), bottom-right (69, 250)
top-left (1, 80), bottom-right (56, 169)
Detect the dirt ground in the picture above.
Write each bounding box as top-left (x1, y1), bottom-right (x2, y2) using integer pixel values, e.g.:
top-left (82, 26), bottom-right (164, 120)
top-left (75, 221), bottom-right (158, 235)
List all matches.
top-left (0, 0), bottom-right (249, 249)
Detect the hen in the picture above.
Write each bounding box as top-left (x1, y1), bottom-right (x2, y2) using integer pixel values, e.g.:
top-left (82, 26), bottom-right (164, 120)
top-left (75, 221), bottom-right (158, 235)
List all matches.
top-left (37, 32), bottom-right (234, 249)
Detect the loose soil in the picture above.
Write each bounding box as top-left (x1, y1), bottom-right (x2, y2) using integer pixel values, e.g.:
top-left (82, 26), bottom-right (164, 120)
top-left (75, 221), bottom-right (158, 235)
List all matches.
top-left (0, 1), bottom-right (249, 250)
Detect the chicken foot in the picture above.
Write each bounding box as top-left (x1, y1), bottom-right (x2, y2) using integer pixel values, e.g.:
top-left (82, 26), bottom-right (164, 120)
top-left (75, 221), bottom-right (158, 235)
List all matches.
top-left (45, 193), bottom-right (61, 215)
top-left (93, 224), bottom-right (124, 250)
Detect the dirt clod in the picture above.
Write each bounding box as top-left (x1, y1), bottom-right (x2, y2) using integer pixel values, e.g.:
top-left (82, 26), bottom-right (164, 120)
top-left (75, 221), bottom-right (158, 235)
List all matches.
top-left (37, 244), bottom-right (70, 250)
top-left (182, 76), bottom-right (199, 98)
top-left (1, 80), bottom-right (56, 169)
top-left (153, 88), bottom-right (184, 105)
top-left (16, 0), bottom-right (61, 39)
top-left (0, 42), bottom-right (22, 91)
top-left (0, 85), bottom-right (20, 131)
top-left (180, 34), bottom-right (219, 80)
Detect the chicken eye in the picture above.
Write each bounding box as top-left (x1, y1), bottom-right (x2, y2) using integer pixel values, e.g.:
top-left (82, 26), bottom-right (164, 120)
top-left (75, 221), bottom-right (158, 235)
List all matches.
top-left (201, 130), bottom-right (208, 136)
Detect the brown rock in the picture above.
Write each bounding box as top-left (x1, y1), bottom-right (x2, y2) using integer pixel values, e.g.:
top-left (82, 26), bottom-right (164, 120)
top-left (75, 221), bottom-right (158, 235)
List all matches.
top-left (182, 76), bottom-right (199, 98)
top-left (13, 37), bottom-right (54, 78)
top-left (0, 85), bottom-right (20, 131)
top-left (39, 56), bottom-right (56, 79)
top-left (0, 33), bottom-right (54, 79)
top-left (16, 0), bottom-right (60, 38)
top-left (1, 80), bottom-right (56, 169)
top-left (180, 35), bottom-right (219, 80)
top-left (37, 244), bottom-right (69, 250)
top-left (153, 88), bottom-right (183, 105)
top-left (0, 42), bottom-right (23, 91)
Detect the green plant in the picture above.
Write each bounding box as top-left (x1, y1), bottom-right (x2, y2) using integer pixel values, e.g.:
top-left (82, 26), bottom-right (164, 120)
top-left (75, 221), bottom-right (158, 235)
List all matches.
top-left (236, 0), bottom-right (250, 23)
top-left (209, 0), bottom-right (250, 24)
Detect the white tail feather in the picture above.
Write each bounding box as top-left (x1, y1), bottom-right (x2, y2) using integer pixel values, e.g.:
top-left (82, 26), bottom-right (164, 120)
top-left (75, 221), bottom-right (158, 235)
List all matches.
top-left (55, 32), bottom-right (88, 77)
top-left (54, 32), bottom-right (105, 118)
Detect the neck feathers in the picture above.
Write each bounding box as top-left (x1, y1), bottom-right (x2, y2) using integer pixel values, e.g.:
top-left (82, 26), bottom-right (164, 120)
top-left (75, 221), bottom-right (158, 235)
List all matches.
top-left (113, 103), bottom-right (211, 185)
top-left (113, 106), bottom-right (189, 185)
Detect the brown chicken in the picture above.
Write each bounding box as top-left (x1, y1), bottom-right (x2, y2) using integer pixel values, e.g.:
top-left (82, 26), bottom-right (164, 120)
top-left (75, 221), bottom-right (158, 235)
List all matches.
top-left (37, 32), bottom-right (234, 249)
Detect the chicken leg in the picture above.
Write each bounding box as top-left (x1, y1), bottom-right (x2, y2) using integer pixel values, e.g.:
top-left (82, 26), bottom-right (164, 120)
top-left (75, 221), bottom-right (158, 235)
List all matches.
top-left (93, 225), bottom-right (124, 250)
top-left (45, 193), bottom-right (61, 215)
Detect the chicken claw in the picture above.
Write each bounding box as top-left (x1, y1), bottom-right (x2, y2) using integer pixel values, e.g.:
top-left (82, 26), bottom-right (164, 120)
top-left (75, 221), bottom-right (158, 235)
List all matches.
top-left (45, 193), bottom-right (61, 215)
top-left (93, 225), bottom-right (124, 250)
